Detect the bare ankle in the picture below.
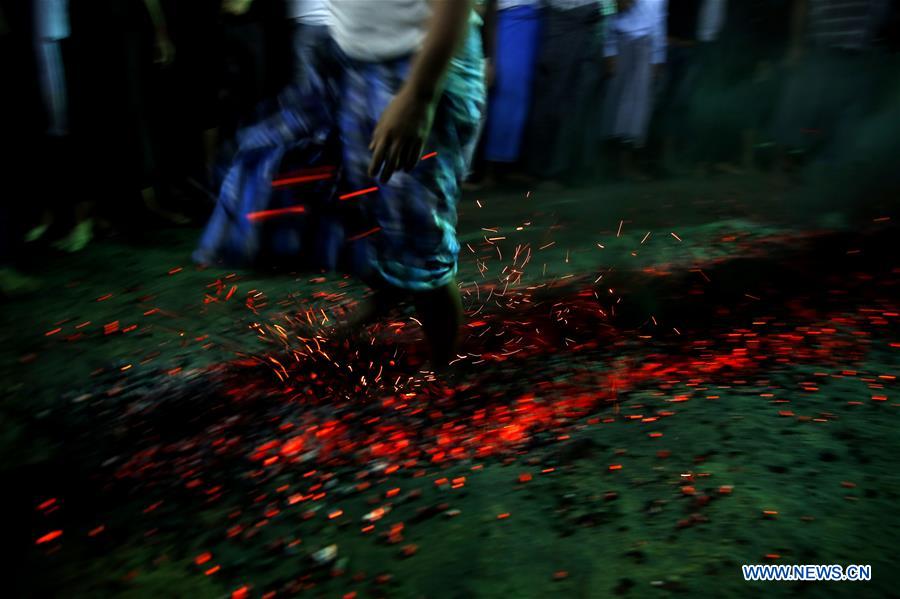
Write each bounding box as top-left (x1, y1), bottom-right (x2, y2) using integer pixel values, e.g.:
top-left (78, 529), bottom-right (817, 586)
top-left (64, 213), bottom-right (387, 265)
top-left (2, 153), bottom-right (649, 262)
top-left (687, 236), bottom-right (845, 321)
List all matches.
top-left (413, 281), bottom-right (462, 371)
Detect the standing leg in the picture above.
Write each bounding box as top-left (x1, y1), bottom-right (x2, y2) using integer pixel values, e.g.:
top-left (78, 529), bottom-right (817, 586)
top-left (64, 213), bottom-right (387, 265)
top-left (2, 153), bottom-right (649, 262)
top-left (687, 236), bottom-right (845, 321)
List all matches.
top-left (339, 284), bottom-right (407, 334)
top-left (413, 280), bottom-right (463, 370)
top-left (522, 7), bottom-right (573, 182)
top-left (336, 28), bottom-right (484, 371)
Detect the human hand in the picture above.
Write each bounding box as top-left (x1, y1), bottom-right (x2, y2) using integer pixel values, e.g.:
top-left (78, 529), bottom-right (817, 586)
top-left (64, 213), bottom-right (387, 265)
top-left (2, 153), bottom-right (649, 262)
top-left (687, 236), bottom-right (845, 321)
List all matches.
top-left (154, 31), bottom-right (175, 66)
top-left (368, 87), bottom-right (437, 184)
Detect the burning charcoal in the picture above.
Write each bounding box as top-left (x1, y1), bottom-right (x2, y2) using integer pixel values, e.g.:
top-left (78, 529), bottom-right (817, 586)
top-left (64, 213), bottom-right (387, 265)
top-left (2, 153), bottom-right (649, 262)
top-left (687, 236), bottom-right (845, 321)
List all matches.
top-left (362, 506), bottom-right (391, 523)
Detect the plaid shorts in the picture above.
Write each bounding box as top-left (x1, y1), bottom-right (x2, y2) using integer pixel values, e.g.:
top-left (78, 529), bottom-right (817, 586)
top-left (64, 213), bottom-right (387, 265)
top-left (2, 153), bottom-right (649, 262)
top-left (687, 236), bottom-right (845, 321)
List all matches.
top-left (195, 24), bottom-right (485, 291)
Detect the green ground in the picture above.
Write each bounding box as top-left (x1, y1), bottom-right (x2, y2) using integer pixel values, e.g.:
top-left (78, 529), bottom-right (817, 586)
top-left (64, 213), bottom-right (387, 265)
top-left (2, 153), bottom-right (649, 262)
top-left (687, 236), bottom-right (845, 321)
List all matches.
top-left (3, 174), bottom-right (898, 598)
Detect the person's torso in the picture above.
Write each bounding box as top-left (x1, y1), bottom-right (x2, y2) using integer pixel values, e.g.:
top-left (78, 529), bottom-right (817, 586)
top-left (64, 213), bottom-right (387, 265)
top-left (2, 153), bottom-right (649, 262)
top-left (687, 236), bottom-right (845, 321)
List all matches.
top-left (328, 0), bottom-right (431, 61)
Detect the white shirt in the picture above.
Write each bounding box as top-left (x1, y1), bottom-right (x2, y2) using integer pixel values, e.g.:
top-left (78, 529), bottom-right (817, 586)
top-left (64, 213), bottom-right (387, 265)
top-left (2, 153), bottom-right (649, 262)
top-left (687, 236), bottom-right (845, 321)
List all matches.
top-left (329, 0), bottom-right (432, 61)
top-left (288, 0), bottom-right (330, 26)
top-left (603, 0), bottom-right (667, 64)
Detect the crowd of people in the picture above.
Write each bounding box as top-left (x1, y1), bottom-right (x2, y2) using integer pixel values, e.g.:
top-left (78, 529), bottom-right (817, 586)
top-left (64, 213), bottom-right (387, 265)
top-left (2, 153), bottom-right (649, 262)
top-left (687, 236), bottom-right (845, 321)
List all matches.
top-left (2, 0), bottom-right (898, 310)
top-left (473, 0), bottom-right (899, 187)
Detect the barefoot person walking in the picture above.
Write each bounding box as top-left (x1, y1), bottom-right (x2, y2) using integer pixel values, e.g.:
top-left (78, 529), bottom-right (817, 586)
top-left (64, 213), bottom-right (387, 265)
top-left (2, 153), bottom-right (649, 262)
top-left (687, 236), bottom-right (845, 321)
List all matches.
top-left (195, 0), bottom-right (486, 370)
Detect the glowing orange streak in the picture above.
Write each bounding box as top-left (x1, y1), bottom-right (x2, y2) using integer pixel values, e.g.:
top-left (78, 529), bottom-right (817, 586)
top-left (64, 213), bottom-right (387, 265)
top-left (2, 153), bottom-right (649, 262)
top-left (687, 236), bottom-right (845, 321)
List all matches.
top-left (339, 186), bottom-right (379, 201)
top-left (246, 206), bottom-right (307, 222)
top-left (36, 530), bottom-right (63, 544)
top-left (347, 227), bottom-right (381, 241)
top-left (272, 172), bottom-right (334, 188)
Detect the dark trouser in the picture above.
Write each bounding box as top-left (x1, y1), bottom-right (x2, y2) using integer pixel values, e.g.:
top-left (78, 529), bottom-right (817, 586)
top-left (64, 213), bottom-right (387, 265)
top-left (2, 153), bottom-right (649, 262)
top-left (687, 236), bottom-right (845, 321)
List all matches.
top-left (0, 0), bottom-right (43, 266)
top-left (650, 44), bottom-right (697, 145)
top-left (68, 0), bottom-right (160, 211)
top-left (522, 4), bottom-right (604, 180)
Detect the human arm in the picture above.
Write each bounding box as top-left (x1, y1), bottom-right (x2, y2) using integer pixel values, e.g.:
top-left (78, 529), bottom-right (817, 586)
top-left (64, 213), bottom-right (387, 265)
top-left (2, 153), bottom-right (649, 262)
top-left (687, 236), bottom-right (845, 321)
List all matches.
top-left (143, 0), bottom-right (174, 65)
top-left (368, 0), bottom-right (475, 183)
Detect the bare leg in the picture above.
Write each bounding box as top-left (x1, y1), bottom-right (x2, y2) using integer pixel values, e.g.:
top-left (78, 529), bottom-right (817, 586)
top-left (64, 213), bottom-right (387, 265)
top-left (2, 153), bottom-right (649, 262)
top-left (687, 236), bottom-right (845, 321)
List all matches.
top-left (413, 280), bottom-right (463, 371)
top-left (52, 201), bottom-right (94, 253)
top-left (336, 279), bottom-right (463, 371)
top-left (346, 286), bottom-right (406, 329)
top-left (326, 285), bottom-right (407, 342)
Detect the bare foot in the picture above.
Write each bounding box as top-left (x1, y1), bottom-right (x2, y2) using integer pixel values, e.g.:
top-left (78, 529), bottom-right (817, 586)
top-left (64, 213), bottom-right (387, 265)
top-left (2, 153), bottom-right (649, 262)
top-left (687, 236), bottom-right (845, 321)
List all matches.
top-left (0, 267), bottom-right (40, 296)
top-left (329, 288), bottom-right (407, 340)
top-left (53, 219), bottom-right (94, 253)
top-left (25, 223), bottom-right (51, 243)
top-left (413, 281), bottom-right (463, 372)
